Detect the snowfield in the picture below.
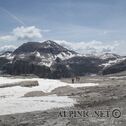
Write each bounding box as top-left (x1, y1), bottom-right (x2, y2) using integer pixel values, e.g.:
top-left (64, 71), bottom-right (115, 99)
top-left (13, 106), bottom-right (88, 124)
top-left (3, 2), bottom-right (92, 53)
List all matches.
top-left (0, 77), bottom-right (98, 115)
top-left (0, 95), bottom-right (74, 115)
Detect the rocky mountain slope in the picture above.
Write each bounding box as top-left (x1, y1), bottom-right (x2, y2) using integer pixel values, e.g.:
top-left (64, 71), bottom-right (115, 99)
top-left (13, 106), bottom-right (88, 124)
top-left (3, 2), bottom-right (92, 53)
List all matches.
top-left (12, 40), bottom-right (77, 67)
top-left (102, 58), bottom-right (126, 75)
top-left (0, 40), bottom-right (126, 78)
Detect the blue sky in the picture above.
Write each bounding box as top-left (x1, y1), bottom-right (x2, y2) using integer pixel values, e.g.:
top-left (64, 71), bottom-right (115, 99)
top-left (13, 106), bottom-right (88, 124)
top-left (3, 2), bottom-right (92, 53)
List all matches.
top-left (0, 0), bottom-right (126, 54)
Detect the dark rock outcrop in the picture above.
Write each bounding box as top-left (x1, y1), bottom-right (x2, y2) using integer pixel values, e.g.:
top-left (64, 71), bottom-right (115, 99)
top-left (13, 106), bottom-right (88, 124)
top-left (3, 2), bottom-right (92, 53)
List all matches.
top-left (102, 59), bottom-right (126, 75)
top-left (51, 56), bottom-right (104, 76)
top-left (3, 58), bottom-right (51, 78)
top-left (0, 57), bottom-right (10, 70)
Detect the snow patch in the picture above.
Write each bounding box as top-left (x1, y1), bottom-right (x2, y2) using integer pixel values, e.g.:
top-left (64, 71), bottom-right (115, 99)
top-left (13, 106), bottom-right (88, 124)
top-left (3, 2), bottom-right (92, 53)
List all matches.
top-left (0, 77), bottom-right (98, 115)
top-left (0, 95), bottom-right (75, 115)
top-left (0, 77), bottom-right (99, 92)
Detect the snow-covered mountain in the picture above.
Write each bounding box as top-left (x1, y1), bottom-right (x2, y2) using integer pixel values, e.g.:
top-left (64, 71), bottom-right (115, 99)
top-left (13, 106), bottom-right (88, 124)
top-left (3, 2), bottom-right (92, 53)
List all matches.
top-left (1, 40), bottom-right (126, 77)
top-left (0, 51), bottom-right (14, 60)
top-left (13, 40), bottom-right (77, 66)
top-left (97, 53), bottom-right (121, 60)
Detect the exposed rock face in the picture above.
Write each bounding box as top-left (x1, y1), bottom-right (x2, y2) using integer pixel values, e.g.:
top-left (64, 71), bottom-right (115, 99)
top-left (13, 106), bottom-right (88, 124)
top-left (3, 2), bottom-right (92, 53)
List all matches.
top-left (13, 42), bottom-right (42, 54)
top-left (13, 40), bottom-right (76, 55)
top-left (51, 86), bottom-right (80, 96)
top-left (0, 57), bottom-right (10, 70)
top-left (102, 59), bottom-right (126, 75)
top-left (50, 63), bottom-right (72, 79)
top-left (0, 51), bottom-right (13, 70)
top-left (51, 56), bottom-right (104, 76)
top-left (3, 60), bottom-right (51, 78)
top-left (20, 81), bottom-right (39, 87)
top-left (24, 91), bottom-right (46, 97)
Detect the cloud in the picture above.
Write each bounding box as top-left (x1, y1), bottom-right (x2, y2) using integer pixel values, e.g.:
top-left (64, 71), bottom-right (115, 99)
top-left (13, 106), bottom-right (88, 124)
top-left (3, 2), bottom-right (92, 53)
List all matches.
top-left (12, 26), bottom-right (42, 41)
top-left (55, 40), bottom-right (119, 54)
top-left (0, 26), bottom-right (43, 43)
top-left (0, 45), bottom-right (17, 52)
top-left (0, 26), bottom-right (125, 55)
top-left (0, 35), bottom-right (14, 42)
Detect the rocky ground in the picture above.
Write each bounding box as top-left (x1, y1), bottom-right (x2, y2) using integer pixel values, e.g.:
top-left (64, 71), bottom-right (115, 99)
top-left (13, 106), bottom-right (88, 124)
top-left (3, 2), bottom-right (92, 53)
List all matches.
top-left (0, 72), bottom-right (126, 126)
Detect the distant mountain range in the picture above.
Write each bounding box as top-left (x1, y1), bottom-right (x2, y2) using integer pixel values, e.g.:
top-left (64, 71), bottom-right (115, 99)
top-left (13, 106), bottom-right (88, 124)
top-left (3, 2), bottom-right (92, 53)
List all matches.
top-left (0, 40), bottom-right (126, 78)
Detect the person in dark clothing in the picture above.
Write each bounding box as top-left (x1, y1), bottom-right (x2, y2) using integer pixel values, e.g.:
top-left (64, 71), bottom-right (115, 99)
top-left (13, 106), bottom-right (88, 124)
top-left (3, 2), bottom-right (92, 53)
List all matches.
top-left (72, 78), bottom-right (74, 83)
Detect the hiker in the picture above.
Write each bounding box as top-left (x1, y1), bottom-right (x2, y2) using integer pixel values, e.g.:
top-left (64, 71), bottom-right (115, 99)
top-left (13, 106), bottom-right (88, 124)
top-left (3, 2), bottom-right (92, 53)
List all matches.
top-left (72, 78), bottom-right (74, 83)
top-left (76, 76), bottom-right (80, 82)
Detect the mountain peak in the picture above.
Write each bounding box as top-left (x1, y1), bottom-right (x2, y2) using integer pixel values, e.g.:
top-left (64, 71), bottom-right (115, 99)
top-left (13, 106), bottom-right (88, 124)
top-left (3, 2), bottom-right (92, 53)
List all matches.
top-left (42, 40), bottom-right (64, 49)
top-left (43, 40), bottom-right (55, 44)
top-left (13, 40), bottom-right (77, 55)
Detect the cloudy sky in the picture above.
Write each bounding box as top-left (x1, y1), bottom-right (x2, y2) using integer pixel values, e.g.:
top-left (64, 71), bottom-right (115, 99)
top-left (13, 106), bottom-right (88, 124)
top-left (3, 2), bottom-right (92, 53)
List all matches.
top-left (0, 0), bottom-right (126, 55)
